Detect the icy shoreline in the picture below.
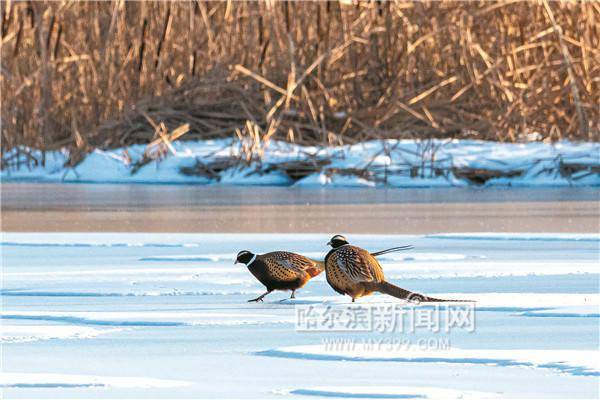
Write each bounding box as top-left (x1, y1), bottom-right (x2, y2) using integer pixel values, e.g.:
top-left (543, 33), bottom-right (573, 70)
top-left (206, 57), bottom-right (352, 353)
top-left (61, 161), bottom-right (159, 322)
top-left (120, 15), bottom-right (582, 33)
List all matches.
top-left (2, 139), bottom-right (599, 187)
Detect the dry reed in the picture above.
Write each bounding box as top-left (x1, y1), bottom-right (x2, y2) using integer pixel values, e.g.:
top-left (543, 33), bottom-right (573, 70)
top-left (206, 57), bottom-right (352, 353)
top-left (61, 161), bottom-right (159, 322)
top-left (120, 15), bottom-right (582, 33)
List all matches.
top-left (1, 1), bottom-right (598, 167)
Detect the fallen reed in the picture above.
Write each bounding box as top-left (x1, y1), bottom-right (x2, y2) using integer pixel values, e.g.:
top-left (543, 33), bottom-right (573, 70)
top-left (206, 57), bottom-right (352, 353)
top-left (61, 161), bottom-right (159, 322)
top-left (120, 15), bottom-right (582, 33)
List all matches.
top-left (1, 1), bottom-right (598, 167)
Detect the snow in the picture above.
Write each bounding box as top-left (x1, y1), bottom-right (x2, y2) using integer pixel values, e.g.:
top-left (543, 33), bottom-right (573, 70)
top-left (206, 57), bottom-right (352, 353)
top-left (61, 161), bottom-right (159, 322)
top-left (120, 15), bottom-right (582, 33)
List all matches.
top-left (295, 172), bottom-right (377, 188)
top-left (427, 233), bottom-right (600, 242)
top-left (0, 325), bottom-right (121, 343)
top-left (260, 347), bottom-right (599, 377)
top-left (2, 232), bottom-right (599, 398)
top-left (1, 310), bottom-right (295, 327)
top-left (137, 252), bottom-right (472, 263)
top-left (279, 386), bottom-right (499, 399)
top-left (382, 261), bottom-right (599, 279)
top-left (0, 373), bottom-right (191, 389)
top-left (219, 166), bottom-right (292, 186)
top-left (2, 139), bottom-right (598, 187)
top-left (516, 306), bottom-right (600, 318)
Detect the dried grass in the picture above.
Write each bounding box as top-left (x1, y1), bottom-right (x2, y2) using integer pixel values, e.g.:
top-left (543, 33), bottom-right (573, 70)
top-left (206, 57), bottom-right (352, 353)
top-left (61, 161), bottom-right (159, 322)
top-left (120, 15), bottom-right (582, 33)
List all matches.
top-left (1, 0), bottom-right (599, 165)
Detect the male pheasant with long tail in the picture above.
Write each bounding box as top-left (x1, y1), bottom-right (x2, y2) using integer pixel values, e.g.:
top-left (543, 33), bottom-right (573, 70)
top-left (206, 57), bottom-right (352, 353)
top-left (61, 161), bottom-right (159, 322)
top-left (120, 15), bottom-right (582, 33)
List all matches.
top-left (324, 235), bottom-right (471, 303)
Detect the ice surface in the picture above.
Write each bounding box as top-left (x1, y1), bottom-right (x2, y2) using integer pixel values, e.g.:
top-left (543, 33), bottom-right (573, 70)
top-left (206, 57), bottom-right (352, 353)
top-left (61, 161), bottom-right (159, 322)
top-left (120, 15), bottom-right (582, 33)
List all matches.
top-left (427, 233), bottom-right (600, 242)
top-left (279, 386), bottom-right (498, 399)
top-left (1, 310), bottom-right (295, 327)
top-left (516, 306), bottom-right (600, 318)
top-left (259, 346), bottom-right (599, 377)
top-left (0, 373), bottom-right (191, 388)
top-left (0, 325), bottom-right (121, 343)
top-left (1, 232), bottom-right (599, 398)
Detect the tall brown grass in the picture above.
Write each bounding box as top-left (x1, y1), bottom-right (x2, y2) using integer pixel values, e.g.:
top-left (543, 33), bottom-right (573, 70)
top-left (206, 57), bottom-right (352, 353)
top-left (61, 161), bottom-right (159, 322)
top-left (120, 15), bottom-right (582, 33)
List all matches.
top-left (1, 1), bottom-right (598, 165)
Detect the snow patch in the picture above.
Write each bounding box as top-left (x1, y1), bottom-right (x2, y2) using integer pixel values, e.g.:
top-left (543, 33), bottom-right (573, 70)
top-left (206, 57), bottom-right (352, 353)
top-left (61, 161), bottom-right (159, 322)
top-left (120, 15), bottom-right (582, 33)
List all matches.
top-left (4, 139), bottom-right (598, 187)
top-left (1, 325), bottom-right (121, 343)
top-left (139, 254), bottom-right (237, 262)
top-left (137, 252), bottom-right (469, 263)
top-left (0, 289), bottom-right (262, 297)
top-left (1, 310), bottom-right (295, 327)
top-left (0, 372), bottom-right (192, 388)
top-left (281, 386), bottom-right (498, 399)
top-left (516, 306), bottom-right (600, 318)
top-left (259, 346), bottom-right (600, 377)
top-left (281, 293), bottom-right (598, 308)
top-left (427, 233), bottom-right (600, 242)
top-left (383, 261), bottom-right (599, 279)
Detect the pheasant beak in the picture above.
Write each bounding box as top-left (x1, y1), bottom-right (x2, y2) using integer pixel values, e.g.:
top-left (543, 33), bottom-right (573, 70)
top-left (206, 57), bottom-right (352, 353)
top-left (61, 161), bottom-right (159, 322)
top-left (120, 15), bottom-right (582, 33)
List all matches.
top-left (327, 241), bottom-right (332, 246)
top-left (234, 260), bottom-right (238, 264)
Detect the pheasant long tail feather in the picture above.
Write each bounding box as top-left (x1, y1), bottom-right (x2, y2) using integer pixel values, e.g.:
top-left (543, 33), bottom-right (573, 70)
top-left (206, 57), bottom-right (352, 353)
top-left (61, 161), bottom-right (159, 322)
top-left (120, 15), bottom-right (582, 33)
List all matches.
top-left (370, 245), bottom-right (414, 257)
top-left (363, 281), bottom-right (474, 303)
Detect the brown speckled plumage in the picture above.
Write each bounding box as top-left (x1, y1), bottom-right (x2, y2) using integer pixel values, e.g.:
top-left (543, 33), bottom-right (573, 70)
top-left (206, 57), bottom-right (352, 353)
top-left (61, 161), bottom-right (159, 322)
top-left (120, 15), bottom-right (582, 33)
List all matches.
top-left (243, 251), bottom-right (323, 302)
top-left (325, 235), bottom-right (470, 303)
top-left (325, 245), bottom-right (385, 299)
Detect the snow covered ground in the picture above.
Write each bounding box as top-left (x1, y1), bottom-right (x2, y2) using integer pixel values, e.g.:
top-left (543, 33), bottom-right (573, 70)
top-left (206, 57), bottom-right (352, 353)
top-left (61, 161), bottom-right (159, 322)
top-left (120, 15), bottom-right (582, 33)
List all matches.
top-left (1, 232), bottom-right (598, 399)
top-left (2, 139), bottom-right (599, 187)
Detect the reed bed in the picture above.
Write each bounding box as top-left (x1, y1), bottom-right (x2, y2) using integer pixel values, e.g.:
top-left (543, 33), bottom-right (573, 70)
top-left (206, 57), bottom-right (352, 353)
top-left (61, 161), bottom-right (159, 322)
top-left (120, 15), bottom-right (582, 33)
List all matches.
top-left (1, 1), bottom-right (598, 168)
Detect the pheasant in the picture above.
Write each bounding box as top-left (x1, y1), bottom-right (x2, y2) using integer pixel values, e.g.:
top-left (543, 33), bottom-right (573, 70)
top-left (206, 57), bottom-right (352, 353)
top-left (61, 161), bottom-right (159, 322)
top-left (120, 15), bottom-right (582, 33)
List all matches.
top-left (324, 234), bottom-right (469, 303)
top-left (235, 250), bottom-right (324, 302)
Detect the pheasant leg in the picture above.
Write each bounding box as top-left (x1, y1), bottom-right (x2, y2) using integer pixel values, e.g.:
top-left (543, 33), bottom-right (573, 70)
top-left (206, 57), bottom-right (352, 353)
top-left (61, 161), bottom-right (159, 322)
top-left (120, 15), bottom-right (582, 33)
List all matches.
top-left (248, 290), bottom-right (273, 303)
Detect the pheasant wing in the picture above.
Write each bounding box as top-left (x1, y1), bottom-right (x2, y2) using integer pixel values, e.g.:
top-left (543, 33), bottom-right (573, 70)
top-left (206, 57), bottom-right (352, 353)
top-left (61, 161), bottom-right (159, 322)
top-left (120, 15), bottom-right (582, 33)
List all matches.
top-left (263, 252), bottom-right (319, 281)
top-left (332, 246), bottom-right (380, 284)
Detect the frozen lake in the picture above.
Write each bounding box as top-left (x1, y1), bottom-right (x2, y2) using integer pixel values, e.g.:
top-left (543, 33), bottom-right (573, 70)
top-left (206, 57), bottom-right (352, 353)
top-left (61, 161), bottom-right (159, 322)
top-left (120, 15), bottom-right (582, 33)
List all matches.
top-left (1, 184), bottom-right (599, 398)
top-left (1, 231), bottom-right (599, 399)
top-left (2, 184), bottom-right (599, 233)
